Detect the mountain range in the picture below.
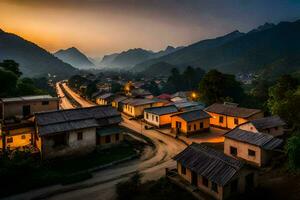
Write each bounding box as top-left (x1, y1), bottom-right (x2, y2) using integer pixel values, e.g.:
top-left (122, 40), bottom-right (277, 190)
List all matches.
top-left (0, 29), bottom-right (77, 78)
top-left (133, 20), bottom-right (300, 78)
top-left (99, 46), bottom-right (183, 69)
top-left (54, 47), bottom-right (95, 69)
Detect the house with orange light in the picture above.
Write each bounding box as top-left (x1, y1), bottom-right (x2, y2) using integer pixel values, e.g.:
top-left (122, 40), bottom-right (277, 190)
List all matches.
top-left (205, 103), bottom-right (263, 130)
top-left (144, 105), bottom-right (178, 128)
top-left (95, 93), bottom-right (115, 105)
top-left (0, 95), bottom-right (59, 151)
top-left (171, 109), bottom-right (211, 136)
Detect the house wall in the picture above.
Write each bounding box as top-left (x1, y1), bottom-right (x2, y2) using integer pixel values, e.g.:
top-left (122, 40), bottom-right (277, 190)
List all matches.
top-left (1, 126), bottom-right (34, 149)
top-left (96, 98), bottom-right (108, 105)
top-left (207, 112), bottom-right (263, 130)
top-left (224, 137), bottom-right (263, 167)
top-left (123, 102), bottom-right (162, 117)
top-left (159, 113), bottom-right (174, 126)
top-left (171, 116), bottom-right (210, 136)
top-left (41, 127), bottom-right (96, 159)
top-left (144, 112), bottom-right (159, 127)
top-left (2, 100), bottom-right (58, 119)
top-left (98, 133), bottom-right (124, 147)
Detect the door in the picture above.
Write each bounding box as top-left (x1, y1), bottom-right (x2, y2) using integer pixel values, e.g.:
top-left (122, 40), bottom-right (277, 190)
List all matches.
top-left (191, 171), bottom-right (198, 186)
top-left (22, 105), bottom-right (31, 117)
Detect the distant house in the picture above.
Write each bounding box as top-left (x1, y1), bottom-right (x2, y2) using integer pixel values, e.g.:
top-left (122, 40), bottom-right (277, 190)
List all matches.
top-left (205, 103), bottom-right (263, 129)
top-left (35, 106), bottom-right (123, 159)
top-left (95, 93), bottom-right (115, 105)
top-left (170, 91), bottom-right (191, 102)
top-left (156, 93), bottom-right (171, 101)
top-left (112, 96), bottom-right (129, 111)
top-left (224, 128), bottom-right (283, 167)
top-left (122, 98), bottom-right (166, 118)
top-left (0, 95), bottom-right (59, 119)
top-left (173, 101), bottom-right (205, 112)
top-left (171, 109), bottom-right (211, 136)
top-left (0, 95), bottom-right (59, 150)
top-left (130, 88), bottom-right (153, 99)
top-left (144, 105), bottom-right (178, 128)
top-left (238, 116), bottom-right (286, 137)
top-left (174, 143), bottom-right (258, 200)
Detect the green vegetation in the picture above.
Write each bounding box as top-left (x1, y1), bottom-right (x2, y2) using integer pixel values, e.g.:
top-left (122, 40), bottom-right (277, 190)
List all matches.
top-left (198, 69), bottom-right (244, 105)
top-left (0, 60), bottom-right (53, 97)
top-left (286, 132), bottom-right (300, 171)
top-left (0, 144), bottom-right (137, 197)
top-left (116, 174), bottom-right (196, 200)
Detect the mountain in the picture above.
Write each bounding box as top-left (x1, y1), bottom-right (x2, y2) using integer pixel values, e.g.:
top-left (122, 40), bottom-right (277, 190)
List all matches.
top-left (143, 62), bottom-right (178, 76)
top-left (0, 29), bottom-right (76, 78)
top-left (99, 46), bottom-right (183, 69)
top-left (54, 47), bottom-right (95, 69)
top-left (133, 19), bottom-right (300, 78)
top-left (132, 30), bottom-right (245, 72)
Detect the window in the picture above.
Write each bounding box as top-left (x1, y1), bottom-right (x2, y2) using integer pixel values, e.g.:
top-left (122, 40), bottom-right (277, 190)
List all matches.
top-left (42, 101), bottom-right (49, 105)
top-left (219, 116), bottom-right (224, 123)
top-left (231, 179), bottom-right (238, 193)
top-left (200, 122), bottom-right (204, 129)
top-left (230, 146), bottom-right (237, 156)
top-left (181, 165), bottom-right (186, 175)
top-left (77, 132), bottom-right (83, 140)
top-left (115, 134), bottom-right (119, 141)
top-left (21, 135), bottom-right (26, 140)
top-left (188, 125), bottom-right (191, 131)
top-left (211, 182), bottom-right (218, 193)
top-left (234, 118), bottom-right (239, 125)
top-left (7, 137), bottom-right (13, 143)
top-left (156, 116), bottom-right (158, 122)
top-left (105, 135), bottom-right (111, 143)
top-left (248, 149), bottom-right (256, 157)
top-left (146, 113), bottom-right (149, 119)
top-left (194, 124), bottom-right (197, 130)
top-left (152, 115), bottom-right (154, 121)
top-left (176, 122), bottom-right (181, 128)
top-left (202, 177), bottom-right (209, 187)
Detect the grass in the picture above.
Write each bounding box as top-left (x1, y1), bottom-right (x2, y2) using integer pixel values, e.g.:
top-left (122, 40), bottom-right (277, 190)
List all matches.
top-left (0, 143), bottom-right (139, 198)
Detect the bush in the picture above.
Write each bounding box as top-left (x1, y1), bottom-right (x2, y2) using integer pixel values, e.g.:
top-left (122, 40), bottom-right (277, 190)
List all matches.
top-left (285, 132), bottom-right (300, 171)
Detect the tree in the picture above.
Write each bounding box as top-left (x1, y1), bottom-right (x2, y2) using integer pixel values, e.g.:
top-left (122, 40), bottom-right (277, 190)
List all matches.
top-left (199, 70), bottom-right (244, 105)
top-left (111, 82), bottom-right (122, 93)
top-left (0, 60), bottom-right (22, 77)
top-left (286, 133), bottom-right (300, 171)
top-left (85, 82), bottom-right (97, 98)
top-left (0, 69), bottom-right (18, 97)
top-left (267, 75), bottom-right (300, 128)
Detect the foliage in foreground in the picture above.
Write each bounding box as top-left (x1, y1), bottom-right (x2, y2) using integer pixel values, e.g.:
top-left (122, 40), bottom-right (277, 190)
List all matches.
top-left (286, 132), bottom-right (300, 171)
top-left (116, 173), bottom-right (196, 200)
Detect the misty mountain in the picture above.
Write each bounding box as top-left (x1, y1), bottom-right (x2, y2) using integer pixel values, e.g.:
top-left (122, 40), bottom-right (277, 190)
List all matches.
top-left (100, 46), bottom-right (183, 69)
top-left (133, 19), bottom-right (300, 78)
top-left (0, 29), bottom-right (76, 78)
top-left (54, 47), bottom-right (95, 69)
top-left (142, 62), bottom-right (179, 76)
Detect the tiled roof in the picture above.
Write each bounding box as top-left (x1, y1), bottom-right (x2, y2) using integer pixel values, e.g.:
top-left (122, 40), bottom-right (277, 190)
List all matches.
top-left (123, 98), bottom-right (158, 106)
top-left (172, 109), bottom-right (211, 122)
top-left (205, 103), bottom-right (262, 118)
top-left (113, 96), bottom-right (128, 103)
top-left (225, 128), bottom-right (283, 150)
top-left (144, 105), bottom-right (178, 116)
top-left (35, 106), bottom-right (121, 136)
top-left (1, 95), bottom-right (58, 103)
top-left (249, 116), bottom-right (286, 131)
top-left (174, 143), bottom-right (243, 186)
top-left (97, 93), bottom-right (114, 99)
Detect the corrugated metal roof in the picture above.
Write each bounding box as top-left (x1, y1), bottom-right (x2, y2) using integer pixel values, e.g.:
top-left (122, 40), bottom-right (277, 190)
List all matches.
top-left (205, 103), bottom-right (262, 118)
top-left (97, 93), bottom-right (114, 100)
top-left (35, 106), bottom-right (121, 136)
top-left (113, 96), bottom-right (128, 103)
top-left (174, 143), bottom-right (243, 186)
top-left (144, 105), bottom-right (178, 116)
top-left (250, 116), bottom-right (286, 131)
top-left (172, 109), bottom-right (211, 122)
top-left (123, 98), bottom-right (158, 106)
top-left (225, 128), bottom-right (283, 150)
top-left (1, 95), bottom-right (58, 103)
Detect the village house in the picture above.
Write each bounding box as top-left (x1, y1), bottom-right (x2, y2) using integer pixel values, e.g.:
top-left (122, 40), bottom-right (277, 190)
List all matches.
top-left (171, 109), bottom-right (211, 136)
top-left (144, 105), bottom-right (178, 128)
top-left (0, 95), bottom-right (59, 119)
top-left (34, 106), bottom-right (123, 159)
top-left (172, 101), bottom-right (205, 112)
top-left (122, 98), bottom-right (166, 118)
top-left (237, 116), bottom-right (286, 137)
top-left (170, 91), bottom-right (191, 103)
top-left (224, 128), bottom-right (283, 167)
top-left (95, 93), bottom-right (115, 106)
top-left (173, 143), bottom-right (258, 200)
top-left (112, 96), bottom-right (129, 111)
top-left (156, 93), bottom-right (171, 101)
top-left (205, 103), bottom-right (263, 130)
top-left (0, 95), bottom-right (59, 150)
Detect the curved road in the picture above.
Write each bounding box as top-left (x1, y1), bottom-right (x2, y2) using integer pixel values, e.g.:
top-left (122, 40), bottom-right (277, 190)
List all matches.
top-left (56, 82), bottom-right (74, 109)
top-left (7, 82), bottom-right (186, 200)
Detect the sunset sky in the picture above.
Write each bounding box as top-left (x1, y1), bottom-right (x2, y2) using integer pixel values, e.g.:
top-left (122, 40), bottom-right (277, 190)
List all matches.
top-left (1, 0), bottom-right (300, 57)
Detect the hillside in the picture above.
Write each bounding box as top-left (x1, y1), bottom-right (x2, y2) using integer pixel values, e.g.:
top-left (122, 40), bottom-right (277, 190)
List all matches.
top-left (0, 29), bottom-right (77, 78)
top-left (143, 62), bottom-right (178, 76)
top-left (54, 47), bottom-right (95, 69)
top-left (134, 20), bottom-right (300, 78)
top-left (100, 46), bottom-right (183, 69)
